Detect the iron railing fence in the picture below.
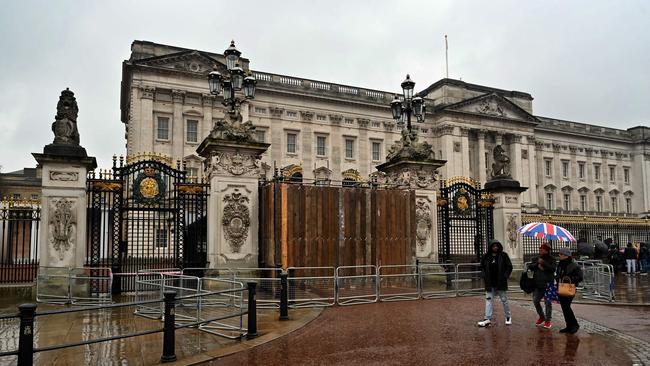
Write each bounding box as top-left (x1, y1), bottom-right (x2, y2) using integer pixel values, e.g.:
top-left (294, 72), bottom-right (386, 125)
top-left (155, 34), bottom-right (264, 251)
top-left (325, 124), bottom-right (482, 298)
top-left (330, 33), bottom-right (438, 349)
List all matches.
top-left (0, 200), bottom-right (40, 284)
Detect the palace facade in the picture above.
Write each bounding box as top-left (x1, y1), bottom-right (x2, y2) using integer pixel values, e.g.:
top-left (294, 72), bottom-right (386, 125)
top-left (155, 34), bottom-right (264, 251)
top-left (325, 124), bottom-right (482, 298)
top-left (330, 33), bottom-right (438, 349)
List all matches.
top-left (120, 40), bottom-right (650, 217)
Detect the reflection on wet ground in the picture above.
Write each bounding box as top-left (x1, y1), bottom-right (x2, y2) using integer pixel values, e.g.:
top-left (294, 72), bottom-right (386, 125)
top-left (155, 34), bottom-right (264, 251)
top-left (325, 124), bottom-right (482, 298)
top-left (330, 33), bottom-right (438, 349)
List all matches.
top-left (612, 272), bottom-right (650, 303)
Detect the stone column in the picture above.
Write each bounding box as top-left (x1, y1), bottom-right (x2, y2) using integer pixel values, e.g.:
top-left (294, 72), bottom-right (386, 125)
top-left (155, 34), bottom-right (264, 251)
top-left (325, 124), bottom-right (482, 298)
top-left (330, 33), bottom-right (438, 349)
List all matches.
top-left (198, 134), bottom-right (270, 268)
top-left (172, 90), bottom-right (185, 161)
top-left (460, 127), bottom-right (470, 177)
top-left (139, 85), bottom-right (155, 154)
top-left (477, 130), bottom-right (487, 184)
top-left (485, 185), bottom-right (527, 265)
top-left (509, 134), bottom-right (523, 182)
top-left (32, 89), bottom-right (97, 269)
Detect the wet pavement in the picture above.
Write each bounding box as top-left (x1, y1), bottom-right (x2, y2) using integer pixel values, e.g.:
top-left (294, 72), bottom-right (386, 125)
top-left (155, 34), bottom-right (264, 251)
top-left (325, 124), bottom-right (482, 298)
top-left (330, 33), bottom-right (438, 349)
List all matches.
top-left (612, 272), bottom-right (650, 303)
top-left (203, 298), bottom-right (638, 366)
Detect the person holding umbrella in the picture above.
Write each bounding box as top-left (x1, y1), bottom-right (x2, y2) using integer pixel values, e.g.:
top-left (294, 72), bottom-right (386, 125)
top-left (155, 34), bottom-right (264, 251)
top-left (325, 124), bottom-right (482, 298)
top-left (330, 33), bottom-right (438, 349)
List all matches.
top-left (529, 242), bottom-right (556, 329)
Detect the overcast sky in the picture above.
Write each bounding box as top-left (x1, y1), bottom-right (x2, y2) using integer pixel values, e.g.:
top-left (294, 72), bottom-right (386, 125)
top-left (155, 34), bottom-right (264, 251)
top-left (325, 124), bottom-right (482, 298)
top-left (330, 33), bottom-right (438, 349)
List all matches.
top-left (1, 0), bottom-right (649, 172)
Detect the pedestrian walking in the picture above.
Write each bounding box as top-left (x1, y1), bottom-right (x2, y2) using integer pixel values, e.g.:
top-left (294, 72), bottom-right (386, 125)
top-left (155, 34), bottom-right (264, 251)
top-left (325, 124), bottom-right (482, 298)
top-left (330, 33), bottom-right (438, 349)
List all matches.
top-left (639, 242), bottom-right (648, 275)
top-left (624, 242), bottom-right (638, 275)
top-left (477, 239), bottom-right (513, 327)
top-left (556, 247), bottom-right (583, 334)
top-left (607, 244), bottom-right (622, 274)
top-left (528, 243), bottom-right (556, 329)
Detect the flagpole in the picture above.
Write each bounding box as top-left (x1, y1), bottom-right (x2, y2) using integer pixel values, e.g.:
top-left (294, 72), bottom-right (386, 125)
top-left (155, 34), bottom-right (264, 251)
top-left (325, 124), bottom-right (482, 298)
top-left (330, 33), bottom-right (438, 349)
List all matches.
top-left (445, 34), bottom-right (449, 79)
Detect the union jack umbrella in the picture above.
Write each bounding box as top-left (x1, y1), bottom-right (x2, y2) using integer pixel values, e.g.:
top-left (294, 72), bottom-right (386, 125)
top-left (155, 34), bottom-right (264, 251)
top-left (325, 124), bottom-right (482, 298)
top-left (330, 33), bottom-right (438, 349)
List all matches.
top-left (516, 222), bottom-right (577, 242)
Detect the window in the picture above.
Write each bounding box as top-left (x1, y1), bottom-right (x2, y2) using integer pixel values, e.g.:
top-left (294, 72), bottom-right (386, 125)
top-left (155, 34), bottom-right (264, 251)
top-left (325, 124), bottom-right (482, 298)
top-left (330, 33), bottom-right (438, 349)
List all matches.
top-left (254, 107), bottom-right (266, 114)
top-left (578, 163), bottom-right (585, 179)
top-left (157, 117), bottom-right (170, 140)
top-left (345, 138), bottom-right (354, 159)
top-left (546, 193), bottom-right (554, 210)
top-left (596, 196), bottom-right (602, 212)
top-left (563, 194), bottom-right (570, 210)
top-left (286, 133), bottom-right (297, 154)
top-left (609, 166), bottom-right (615, 182)
top-left (155, 229), bottom-right (168, 248)
top-left (256, 130), bottom-right (265, 143)
top-left (345, 118), bottom-right (354, 125)
top-left (580, 195), bottom-right (587, 211)
top-left (31, 194), bottom-right (38, 200)
top-left (12, 193), bottom-right (21, 199)
top-left (316, 115), bottom-right (327, 121)
top-left (186, 120), bottom-right (198, 143)
top-left (544, 160), bottom-right (552, 177)
top-left (372, 142), bottom-right (381, 161)
top-left (286, 111), bottom-right (297, 118)
top-left (187, 167), bottom-right (198, 178)
top-left (624, 168), bottom-right (630, 184)
top-left (611, 196), bottom-right (618, 212)
top-left (626, 198), bottom-right (632, 213)
top-left (562, 161), bottom-right (569, 178)
top-left (594, 164), bottom-right (601, 181)
top-left (316, 136), bottom-right (327, 156)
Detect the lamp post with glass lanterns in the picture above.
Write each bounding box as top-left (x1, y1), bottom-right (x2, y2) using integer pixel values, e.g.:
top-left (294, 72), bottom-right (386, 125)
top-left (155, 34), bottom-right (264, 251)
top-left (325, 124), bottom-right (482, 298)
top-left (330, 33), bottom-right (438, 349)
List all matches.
top-left (390, 74), bottom-right (426, 134)
top-left (207, 40), bottom-right (257, 120)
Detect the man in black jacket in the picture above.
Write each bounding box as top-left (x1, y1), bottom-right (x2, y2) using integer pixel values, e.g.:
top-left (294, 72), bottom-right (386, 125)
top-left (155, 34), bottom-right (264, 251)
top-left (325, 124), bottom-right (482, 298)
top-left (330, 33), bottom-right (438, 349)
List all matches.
top-left (529, 243), bottom-right (557, 329)
top-left (477, 239), bottom-right (513, 327)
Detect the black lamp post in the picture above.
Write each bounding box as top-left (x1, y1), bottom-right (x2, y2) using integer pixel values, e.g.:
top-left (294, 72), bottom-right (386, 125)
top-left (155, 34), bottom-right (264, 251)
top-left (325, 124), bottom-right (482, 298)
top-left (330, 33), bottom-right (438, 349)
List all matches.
top-left (208, 40), bottom-right (257, 114)
top-left (390, 74), bottom-right (426, 133)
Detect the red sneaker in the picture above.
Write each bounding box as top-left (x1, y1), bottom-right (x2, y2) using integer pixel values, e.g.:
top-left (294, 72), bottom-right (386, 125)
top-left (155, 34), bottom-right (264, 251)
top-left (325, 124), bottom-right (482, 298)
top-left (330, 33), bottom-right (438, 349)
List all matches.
top-left (543, 321), bottom-right (552, 329)
top-left (535, 318), bottom-right (544, 326)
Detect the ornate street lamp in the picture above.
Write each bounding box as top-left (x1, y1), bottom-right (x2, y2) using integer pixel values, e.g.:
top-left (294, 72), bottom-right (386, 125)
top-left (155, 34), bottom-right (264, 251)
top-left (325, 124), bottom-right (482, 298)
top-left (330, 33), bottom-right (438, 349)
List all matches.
top-left (389, 74), bottom-right (426, 132)
top-left (207, 40), bottom-right (257, 114)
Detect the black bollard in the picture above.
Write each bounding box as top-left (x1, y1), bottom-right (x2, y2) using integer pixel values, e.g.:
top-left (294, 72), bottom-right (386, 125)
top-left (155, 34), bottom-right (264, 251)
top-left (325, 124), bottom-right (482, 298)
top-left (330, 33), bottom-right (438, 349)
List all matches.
top-left (247, 282), bottom-right (258, 339)
top-left (17, 303), bottom-right (37, 366)
top-left (160, 291), bottom-right (177, 363)
top-left (280, 271), bottom-right (289, 320)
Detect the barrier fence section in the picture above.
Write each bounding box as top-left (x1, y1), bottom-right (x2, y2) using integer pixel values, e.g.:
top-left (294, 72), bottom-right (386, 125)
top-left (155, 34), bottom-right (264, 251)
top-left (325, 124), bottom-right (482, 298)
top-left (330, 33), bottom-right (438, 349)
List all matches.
top-left (454, 263), bottom-right (484, 297)
top-left (161, 273), bottom-right (201, 326)
top-left (575, 260), bottom-right (615, 302)
top-left (231, 268), bottom-right (282, 309)
top-left (419, 263), bottom-right (457, 299)
top-left (36, 267), bottom-right (112, 305)
top-left (336, 265), bottom-right (378, 305)
top-left (135, 268), bottom-right (180, 319)
top-left (199, 277), bottom-right (245, 339)
top-left (378, 265), bottom-right (419, 302)
top-left (287, 267), bottom-right (336, 308)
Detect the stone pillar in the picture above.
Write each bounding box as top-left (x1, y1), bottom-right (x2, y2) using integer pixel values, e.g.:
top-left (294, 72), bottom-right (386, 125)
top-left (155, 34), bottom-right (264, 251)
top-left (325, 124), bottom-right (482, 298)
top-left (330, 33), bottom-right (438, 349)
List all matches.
top-left (477, 130), bottom-right (487, 184)
top-left (171, 90), bottom-right (185, 160)
top-left (460, 127), bottom-right (470, 177)
top-left (198, 136), bottom-right (270, 268)
top-left (484, 181), bottom-right (527, 265)
top-left (139, 85), bottom-right (155, 154)
top-left (32, 89), bottom-right (97, 269)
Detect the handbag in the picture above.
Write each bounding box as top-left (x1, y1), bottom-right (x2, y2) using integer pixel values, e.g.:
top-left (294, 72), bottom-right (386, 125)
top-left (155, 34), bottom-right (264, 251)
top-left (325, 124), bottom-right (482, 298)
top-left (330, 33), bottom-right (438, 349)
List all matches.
top-left (519, 270), bottom-right (535, 294)
top-left (558, 276), bottom-right (577, 297)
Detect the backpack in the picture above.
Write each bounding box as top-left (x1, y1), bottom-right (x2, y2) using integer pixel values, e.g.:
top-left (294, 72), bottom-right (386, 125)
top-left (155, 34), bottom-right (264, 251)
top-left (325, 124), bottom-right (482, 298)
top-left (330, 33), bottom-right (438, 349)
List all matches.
top-left (519, 269), bottom-right (536, 294)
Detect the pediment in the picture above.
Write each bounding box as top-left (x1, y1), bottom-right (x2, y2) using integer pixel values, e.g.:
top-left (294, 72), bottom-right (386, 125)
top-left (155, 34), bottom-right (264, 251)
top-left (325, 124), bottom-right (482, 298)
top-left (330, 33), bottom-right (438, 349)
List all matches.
top-left (443, 93), bottom-right (538, 123)
top-left (578, 186), bottom-right (590, 193)
top-left (133, 50), bottom-right (224, 75)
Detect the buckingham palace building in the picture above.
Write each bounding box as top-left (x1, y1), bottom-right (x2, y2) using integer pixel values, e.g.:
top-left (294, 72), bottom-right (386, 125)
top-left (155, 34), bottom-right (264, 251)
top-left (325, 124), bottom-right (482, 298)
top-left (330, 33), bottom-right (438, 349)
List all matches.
top-left (120, 40), bottom-right (650, 219)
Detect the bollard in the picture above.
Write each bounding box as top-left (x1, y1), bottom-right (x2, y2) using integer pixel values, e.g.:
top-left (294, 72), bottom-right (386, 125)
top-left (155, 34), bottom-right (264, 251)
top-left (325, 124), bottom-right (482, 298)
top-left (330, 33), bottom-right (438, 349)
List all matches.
top-left (279, 271), bottom-right (289, 320)
top-left (17, 303), bottom-right (37, 366)
top-left (247, 282), bottom-right (258, 339)
top-left (160, 291), bottom-right (177, 363)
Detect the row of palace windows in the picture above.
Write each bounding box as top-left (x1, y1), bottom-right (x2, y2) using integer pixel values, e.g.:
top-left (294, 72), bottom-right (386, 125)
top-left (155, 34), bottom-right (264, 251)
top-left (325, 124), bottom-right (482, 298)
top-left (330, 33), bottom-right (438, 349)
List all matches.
top-left (545, 192), bottom-right (632, 213)
top-left (156, 117), bottom-right (199, 143)
top-left (7, 193), bottom-right (39, 200)
top-left (256, 130), bottom-right (384, 162)
top-left (543, 159), bottom-right (630, 184)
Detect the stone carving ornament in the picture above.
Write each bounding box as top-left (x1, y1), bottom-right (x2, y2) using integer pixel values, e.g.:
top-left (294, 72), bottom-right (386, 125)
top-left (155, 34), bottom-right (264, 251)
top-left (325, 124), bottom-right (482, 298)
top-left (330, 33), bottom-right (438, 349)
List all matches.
top-left (415, 198), bottom-right (432, 248)
top-left (49, 171), bottom-right (79, 182)
top-left (387, 167), bottom-right (438, 189)
top-left (51, 88), bottom-right (80, 145)
top-left (222, 191), bottom-right (251, 253)
top-left (506, 214), bottom-right (519, 248)
top-left (49, 198), bottom-right (76, 260)
top-left (206, 151), bottom-right (261, 177)
top-left (475, 99), bottom-right (505, 117)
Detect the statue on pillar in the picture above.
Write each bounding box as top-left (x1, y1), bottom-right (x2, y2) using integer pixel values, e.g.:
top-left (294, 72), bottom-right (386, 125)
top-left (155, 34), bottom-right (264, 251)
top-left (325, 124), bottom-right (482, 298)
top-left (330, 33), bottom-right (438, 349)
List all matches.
top-left (210, 102), bottom-right (257, 144)
top-left (51, 88), bottom-right (80, 145)
top-left (491, 145), bottom-right (512, 179)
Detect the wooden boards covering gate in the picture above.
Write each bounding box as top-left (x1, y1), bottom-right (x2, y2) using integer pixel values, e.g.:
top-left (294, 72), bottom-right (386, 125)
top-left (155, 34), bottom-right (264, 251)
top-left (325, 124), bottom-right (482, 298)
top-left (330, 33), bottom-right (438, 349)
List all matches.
top-left (258, 182), bottom-right (416, 269)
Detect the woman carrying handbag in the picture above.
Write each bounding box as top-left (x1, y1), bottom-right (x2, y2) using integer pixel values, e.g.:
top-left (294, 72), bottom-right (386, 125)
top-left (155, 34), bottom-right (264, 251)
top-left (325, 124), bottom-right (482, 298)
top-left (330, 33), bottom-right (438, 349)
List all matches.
top-left (556, 247), bottom-right (584, 334)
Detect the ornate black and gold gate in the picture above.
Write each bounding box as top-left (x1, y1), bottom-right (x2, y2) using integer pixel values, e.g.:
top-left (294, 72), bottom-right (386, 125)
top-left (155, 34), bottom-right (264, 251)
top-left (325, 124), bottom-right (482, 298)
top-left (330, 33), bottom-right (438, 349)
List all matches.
top-left (86, 156), bottom-right (208, 293)
top-left (437, 177), bottom-right (494, 263)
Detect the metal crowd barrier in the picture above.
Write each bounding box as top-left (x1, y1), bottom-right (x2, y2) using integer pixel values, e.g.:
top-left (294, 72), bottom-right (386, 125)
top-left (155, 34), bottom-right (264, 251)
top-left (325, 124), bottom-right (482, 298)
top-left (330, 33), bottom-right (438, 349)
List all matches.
top-left (336, 265), bottom-right (378, 305)
top-left (454, 263), bottom-right (484, 297)
top-left (232, 268), bottom-right (282, 309)
top-left (378, 265), bottom-right (419, 302)
top-left (580, 263), bottom-right (615, 302)
top-left (198, 278), bottom-right (246, 339)
top-left (36, 267), bottom-right (113, 305)
top-left (419, 263), bottom-right (456, 299)
top-left (135, 268), bottom-right (181, 319)
top-left (161, 273), bottom-right (201, 325)
top-left (287, 267), bottom-right (336, 308)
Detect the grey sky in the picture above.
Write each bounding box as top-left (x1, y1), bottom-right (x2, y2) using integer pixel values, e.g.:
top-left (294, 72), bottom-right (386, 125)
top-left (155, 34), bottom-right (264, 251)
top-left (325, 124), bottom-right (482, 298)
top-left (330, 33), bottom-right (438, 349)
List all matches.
top-left (1, 0), bottom-right (649, 172)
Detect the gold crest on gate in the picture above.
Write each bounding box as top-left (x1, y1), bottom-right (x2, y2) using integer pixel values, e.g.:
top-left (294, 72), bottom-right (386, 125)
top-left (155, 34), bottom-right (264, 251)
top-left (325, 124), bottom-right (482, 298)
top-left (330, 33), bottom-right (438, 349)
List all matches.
top-left (453, 188), bottom-right (471, 215)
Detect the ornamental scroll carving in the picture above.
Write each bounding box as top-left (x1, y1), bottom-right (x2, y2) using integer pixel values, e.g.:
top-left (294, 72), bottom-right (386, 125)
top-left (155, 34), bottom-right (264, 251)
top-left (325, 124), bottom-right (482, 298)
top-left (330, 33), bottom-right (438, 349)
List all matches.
top-left (385, 167), bottom-right (438, 189)
top-left (205, 151), bottom-right (261, 177)
top-left (416, 198), bottom-right (432, 248)
top-left (506, 214), bottom-right (519, 249)
top-left (49, 171), bottom-right (79, 182)
top-left (222, 191), bottom-right (251, 253)
top-left (49, 198), bottom-right (76, 260)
